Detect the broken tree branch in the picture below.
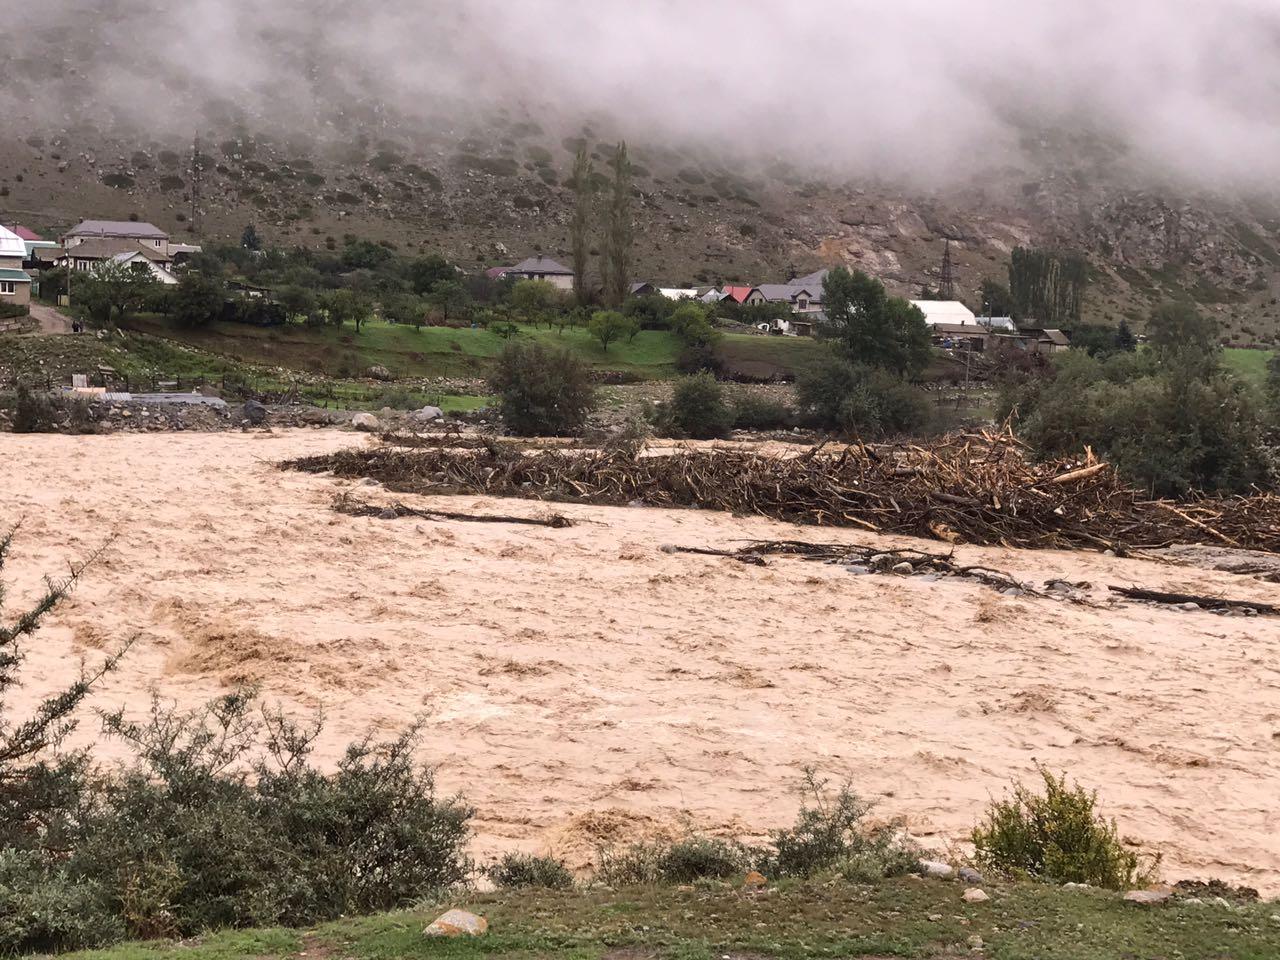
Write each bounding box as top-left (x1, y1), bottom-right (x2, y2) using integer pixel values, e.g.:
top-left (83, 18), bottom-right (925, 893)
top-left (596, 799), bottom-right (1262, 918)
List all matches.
top-left (1108, 585), bottom-right (1278, 616)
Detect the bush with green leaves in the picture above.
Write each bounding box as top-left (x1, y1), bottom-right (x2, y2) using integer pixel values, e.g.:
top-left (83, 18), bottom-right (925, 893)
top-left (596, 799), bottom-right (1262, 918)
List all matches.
top-left (795, 356), bottom-right (931, 438)
top-left (10, 384), bottom-right (94, 434)
top-left (731, 393), bottom-right (795, 431)
top-left (485, 853), bottom-right (575, 890)
top-left (598, 837), bottom-right (754, 886)
top-left (971, 765), bottom-right (1158, 889)
top-left (589, 309), bottom-right (638, 351)
top-left (489, 341), bottom-right (597, 436)
top-left (766, 771), bottom-right (917, 880)
top-left (1003, 338), bottom-right (1273, 496)
top-left (669, 302), bottom-right (720, 347)
top-left (597, 771), bottom-right (915, 887)
top-left (675, 343), bottom-right (722, 375)
top-left (168, 272), bottom-right (227, 327)
top-left (657, 373), bottom-right (735, 439)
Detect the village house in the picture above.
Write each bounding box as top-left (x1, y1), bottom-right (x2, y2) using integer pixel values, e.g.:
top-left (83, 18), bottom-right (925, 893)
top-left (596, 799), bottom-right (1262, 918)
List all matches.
top-left (629, 281), bottom-right (658, 297)
top-left (910, 299), bottom-right (978, 327)
top-left (10, 225), bottom-right (59, 268)
top-left (1020, 327), bottom-right (1071, 353)
top-left (499, 255), bottom-right (575, 291)
top-left (63, 219), bottom-right (173, 255)
top-left (989, 327), bottom-right (1071, 354)
top-left (659, 287), bottom-right (698, 301)
top-left (0, 225), bottom-right (33, 306)
top-left (931, 322), bottom-right (990, 352)
top-left (719, 285), bottom-right (753, 304)
top-left (746, 284), bottom-right (823, 314)
top-left (976, 315), bottom-right (1018, 332)
top-left (790, 268), bottom-right (831, 289)
top-left (53, 237), bottom-right (177, 279)
top-left (228, 279), bottom-right (273, 299)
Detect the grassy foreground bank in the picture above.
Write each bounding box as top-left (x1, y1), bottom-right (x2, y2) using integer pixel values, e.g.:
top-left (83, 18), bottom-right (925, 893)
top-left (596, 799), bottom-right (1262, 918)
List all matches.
top-left (65, 878), bottom-right (1280, 960)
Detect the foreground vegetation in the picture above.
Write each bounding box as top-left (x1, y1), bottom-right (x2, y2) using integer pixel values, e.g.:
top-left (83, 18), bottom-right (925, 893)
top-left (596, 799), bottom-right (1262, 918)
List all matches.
top-left (59, 879), bottom-right (1280, 960)
top-left (0, 331), bottom-right (489, 413)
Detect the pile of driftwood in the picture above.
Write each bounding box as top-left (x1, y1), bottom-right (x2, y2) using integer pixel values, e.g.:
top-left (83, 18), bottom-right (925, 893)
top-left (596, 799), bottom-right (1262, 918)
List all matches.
top-left (284, 431), bottom-right (1280, 553)
top-left (672, 540), bottom-right (1039, 593)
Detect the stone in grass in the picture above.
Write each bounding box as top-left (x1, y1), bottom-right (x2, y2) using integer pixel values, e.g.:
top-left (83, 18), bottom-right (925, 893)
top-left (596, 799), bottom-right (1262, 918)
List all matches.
top-left (424, 909), bottom-right (489, 937)
top-left (352, 412), bottom-right (380, 432)
top-left (963, 888), bottom-right (990, 903)
top-left (959, 866), bottom-right (984, 884)
top-left (1123, 887), bottom-right (1173, 905)
top-left (409, 405), bottom-right (445, 424)
top-left (918, 859), bottom-right (955, 879)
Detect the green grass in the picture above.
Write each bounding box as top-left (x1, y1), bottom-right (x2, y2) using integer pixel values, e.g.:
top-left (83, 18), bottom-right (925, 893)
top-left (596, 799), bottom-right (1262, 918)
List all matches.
top-left (0, 332), bottom-right (491, 413)
top-left (122, 317), bottom-right (686, 381)
top-left (717, 333), bottom-right (828, 379)
top-left (1224, 347), bottom-right (1273, 385)
top-left (59, 878), bottom-right (1280, 960)
top-left (119, 316), bottom-right (837, 384)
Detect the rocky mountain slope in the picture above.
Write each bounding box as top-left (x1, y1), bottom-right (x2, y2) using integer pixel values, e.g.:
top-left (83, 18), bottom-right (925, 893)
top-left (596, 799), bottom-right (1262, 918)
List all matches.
top-left (4, 119), bottom-right (1280, 343)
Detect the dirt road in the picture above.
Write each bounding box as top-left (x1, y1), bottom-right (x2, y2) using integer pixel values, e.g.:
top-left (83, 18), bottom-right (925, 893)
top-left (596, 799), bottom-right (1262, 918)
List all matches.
top-left (25, 302), bottom-right (73, 334)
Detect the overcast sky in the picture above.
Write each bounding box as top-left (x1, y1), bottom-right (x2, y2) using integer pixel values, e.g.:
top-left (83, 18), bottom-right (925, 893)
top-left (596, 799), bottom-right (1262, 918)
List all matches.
top-left (8, 1), bottom-right (1280, 187)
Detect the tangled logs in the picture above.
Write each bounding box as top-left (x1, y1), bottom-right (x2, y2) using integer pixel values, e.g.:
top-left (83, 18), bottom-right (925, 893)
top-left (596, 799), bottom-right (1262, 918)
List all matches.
top-left (284, 431), bottom-right (1280, 553)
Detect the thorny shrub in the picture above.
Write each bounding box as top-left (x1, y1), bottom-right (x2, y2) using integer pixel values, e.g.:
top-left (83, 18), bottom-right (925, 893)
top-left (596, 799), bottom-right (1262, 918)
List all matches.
top-left (598, 770), bottom-right (917, 886)
top-left (485, 853), bottom-right (575, 890)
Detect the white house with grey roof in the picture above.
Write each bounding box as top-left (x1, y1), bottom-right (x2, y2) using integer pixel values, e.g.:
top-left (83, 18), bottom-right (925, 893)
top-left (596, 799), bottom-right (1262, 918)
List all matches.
top-left (746, 284), bottom-right (823, 313)
top-left (502, 255), bottom-right (574, 291)
top-left (63, 220), bottom-right (173, 256)
top-left (0, 225), bottom-right (33, 307)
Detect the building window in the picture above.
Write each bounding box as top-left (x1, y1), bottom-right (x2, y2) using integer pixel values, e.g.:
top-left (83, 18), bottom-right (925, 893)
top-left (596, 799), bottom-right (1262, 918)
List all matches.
top-left (0, 281), bottom-right (15, 295)
top-left (797, 298), bottom-right (809, 310)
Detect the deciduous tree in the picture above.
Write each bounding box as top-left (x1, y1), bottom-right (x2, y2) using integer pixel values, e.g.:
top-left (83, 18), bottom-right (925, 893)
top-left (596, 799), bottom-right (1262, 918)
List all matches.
top-left (821, 267), bottom-right (932, 376)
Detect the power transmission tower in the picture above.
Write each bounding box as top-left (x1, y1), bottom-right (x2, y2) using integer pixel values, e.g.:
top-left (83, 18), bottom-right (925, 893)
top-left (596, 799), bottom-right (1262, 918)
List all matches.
top-left (939, 239), bottom-right (955, 300)
top-left (190, 133), bottom-right (204, 237)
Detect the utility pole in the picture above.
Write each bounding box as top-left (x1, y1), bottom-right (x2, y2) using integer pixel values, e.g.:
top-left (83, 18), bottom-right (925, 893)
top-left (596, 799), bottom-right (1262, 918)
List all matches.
top-left (190, 133), bottom-right (204, 237)
top-left (939, 239), bottom-right (955, 300)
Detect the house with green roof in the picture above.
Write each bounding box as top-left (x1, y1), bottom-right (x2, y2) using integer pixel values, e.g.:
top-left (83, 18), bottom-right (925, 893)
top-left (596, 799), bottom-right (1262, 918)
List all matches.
top-left (0, 225), bottom-right (33, 308)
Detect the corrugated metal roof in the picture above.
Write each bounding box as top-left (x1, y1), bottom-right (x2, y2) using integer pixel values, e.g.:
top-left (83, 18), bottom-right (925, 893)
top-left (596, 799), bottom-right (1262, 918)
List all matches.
top-left (59, 238), bottom-right (170, 262)
top-left (911, 300), bottom-right (977, 325)
top-left (0, 268), bottom-right (32, 282)
top-left (66, 220), bottom-right (169, 240)
top-left (509, 255), bottom-right (573, 275)
top-left (0, 225), bottom-right (26, 260)
top-left (754, 284), bottom-right (818, 302)
top-left (789, 268), bottom-right (830, 287)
